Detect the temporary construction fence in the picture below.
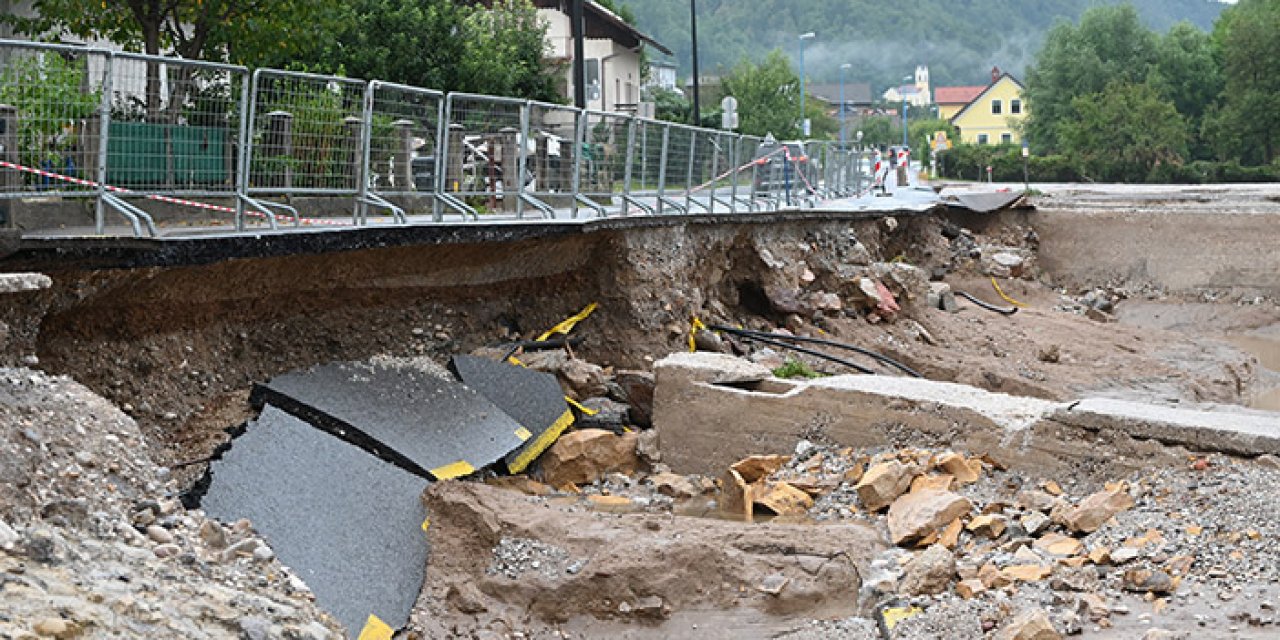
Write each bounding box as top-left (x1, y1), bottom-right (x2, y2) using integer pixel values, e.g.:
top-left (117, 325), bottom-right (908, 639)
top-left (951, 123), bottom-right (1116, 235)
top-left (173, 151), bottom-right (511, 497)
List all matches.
top-left (0, 38), bottom-right (871, 238)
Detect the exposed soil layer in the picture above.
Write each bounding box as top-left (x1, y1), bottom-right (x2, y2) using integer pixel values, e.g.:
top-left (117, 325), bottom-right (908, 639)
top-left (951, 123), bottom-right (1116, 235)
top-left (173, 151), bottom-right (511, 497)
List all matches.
top-left (13, 208), bottom-right (1272, 485)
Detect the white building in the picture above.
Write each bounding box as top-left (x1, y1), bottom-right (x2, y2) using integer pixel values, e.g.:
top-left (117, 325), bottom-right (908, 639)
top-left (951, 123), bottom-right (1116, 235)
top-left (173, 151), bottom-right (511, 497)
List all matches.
top-left (533, 0), bottom-right (672, 113)
top-left (646, 60), bottom-right (679, 93)
top-left (882, 65), bottom-right (932, 107)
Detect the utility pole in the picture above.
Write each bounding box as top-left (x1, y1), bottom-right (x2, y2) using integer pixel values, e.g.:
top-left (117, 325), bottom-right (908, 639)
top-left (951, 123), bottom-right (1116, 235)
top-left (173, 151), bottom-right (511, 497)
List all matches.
top-left (572, 0), bottom-right (586, 109)
top-left (690, 0), bottom-right (701, 126)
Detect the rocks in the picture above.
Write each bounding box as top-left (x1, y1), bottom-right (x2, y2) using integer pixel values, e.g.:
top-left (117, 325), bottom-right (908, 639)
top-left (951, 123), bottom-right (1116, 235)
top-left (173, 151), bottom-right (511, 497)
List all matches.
top-left (899, 544), bottom-right (956, 596)
top-left (927, 282), bottom-right (959, 312)
top-left (993, 609), bottom-right (1061, 640)
top-left (32, 617), bottom-right (73, 638)
top-left (560, 359), bottom-right (609, 400)
top-left (1062, 484), bottom-right (1135, 533)
top-left (198, 520), bottom-right (228, 549)
top-left (146, 524), bottom-right (174, 544)
top-left (0, 517), bottom-right (18, 551)
top-left (648, 472), bottom-right (697, 499)
top-left (539, 428), bottom-right (639, 487)
top-left (152, 543), bottom-right (181, 558)
top-left (1123, 568), bottom-right (1175, 594)
top-left (968, 514), bottom-right (1008, 538)
top-left (934, 452), bottom-right (980, 484)
top-left (886, 489), bottom-right (973, 546)
top-left (753, 482), bottom-right (814, 516)
top-left (732, 455), bottom-right (790, 483)
top-left (956, 578), bottom-right (986, 599)
top-left (1021, 511), bottom-right (1051, 535)
top-left (854, 460), bottom-right (916, 512)
top-left (614, 370), bottom-right (655, 428)
top-left (1033, 532), bottom-right (1084, 556)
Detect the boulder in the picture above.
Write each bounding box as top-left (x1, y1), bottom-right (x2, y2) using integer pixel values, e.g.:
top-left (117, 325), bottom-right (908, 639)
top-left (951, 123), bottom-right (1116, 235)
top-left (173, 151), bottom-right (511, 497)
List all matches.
top-left (560, 359), bottom-right (609, 400)
top-left (753, 482), bottom-right (814, 516)
top-left (731, 455), bottom-right (790, 484)
top-left (967, 514), bottom-right (1008, 539)
top-left (539, 428), bottom-right (639, 486)
top-left (886, 489), bottom-right (973, 545)
top-left (898, 544), bottom-right (956, 596)
top-left (934, 452), bottom-right (980, 484)
top-left (1063, 485), bottom-right (1135, 533)
top-left (854, 460), bottom-right (916, 512)
top-left (615, 370), bottom-right (655, 428)
top-left (648, 472), bottom-right (697, 499)
top-left (993, 609), bottom-right (1062, 640)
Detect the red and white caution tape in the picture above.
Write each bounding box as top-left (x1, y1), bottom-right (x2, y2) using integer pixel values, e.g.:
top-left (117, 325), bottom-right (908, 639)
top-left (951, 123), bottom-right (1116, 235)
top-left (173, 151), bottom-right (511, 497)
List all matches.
top-left (682, 146), bottom-right (785, 197)
top-left (0, 159), bottom-right (349, 227)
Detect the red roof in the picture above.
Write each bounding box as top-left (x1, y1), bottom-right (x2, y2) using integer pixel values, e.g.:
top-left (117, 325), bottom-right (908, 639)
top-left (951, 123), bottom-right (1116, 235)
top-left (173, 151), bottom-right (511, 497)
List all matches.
top-left (935, 86), bottom-right (986, 105)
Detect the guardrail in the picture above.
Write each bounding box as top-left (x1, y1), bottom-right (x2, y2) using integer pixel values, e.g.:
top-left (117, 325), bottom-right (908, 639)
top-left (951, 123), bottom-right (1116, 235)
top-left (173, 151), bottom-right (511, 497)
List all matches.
top-left (0, 39), bottom-right (872, 238)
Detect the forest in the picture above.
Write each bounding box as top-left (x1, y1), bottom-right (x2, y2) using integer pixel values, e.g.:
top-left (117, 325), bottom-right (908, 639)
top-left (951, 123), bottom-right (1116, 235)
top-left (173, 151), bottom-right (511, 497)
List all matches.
top-left (627, 0), bottom-right (1225, 88)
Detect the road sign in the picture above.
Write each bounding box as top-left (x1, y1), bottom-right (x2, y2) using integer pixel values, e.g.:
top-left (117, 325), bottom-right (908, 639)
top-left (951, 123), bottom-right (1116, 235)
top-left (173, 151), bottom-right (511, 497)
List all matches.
top-left (720, 96), bottom-right (738, 112)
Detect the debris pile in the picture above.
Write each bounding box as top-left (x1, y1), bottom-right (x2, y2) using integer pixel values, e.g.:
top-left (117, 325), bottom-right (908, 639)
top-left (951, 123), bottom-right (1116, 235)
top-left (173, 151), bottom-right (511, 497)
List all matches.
top-left (0, 368), bottom-right (343, 639)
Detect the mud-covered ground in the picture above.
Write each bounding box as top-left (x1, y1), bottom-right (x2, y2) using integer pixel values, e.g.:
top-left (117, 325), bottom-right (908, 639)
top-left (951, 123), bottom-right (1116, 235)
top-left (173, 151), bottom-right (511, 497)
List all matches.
top-left (4, 184), bottom-right (1279, 638)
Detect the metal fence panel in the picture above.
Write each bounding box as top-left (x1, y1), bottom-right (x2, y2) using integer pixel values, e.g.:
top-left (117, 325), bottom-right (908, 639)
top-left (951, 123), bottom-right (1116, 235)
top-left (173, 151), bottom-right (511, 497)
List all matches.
top-left (0, 41), bottom-right (110, 201)
top-left (526, 100), bottom-right (581, 214)
top-left (246, 69), bottom-right (366, 197)
top-left (105, 53), bottom-right (246, 202)
top-left (441, 93), bottom-right (528, 217)
top-left (361, 81), bottom-right (444, 220)
top-left (577, 110), bottom-right (631, 215)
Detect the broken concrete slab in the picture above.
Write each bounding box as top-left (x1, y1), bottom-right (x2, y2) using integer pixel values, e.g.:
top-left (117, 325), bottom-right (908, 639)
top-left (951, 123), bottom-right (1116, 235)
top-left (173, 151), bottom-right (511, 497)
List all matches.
top-left (251, 359), bottom-right (528, 480)
top-left (448, 355), bottom-right (574, 474)
top-left (1052, 398), bottom-right (1280, 457)
top-left (200, 405), bottom-right (429, 636)
top-left (653, 352), bottom-right (1280, 478)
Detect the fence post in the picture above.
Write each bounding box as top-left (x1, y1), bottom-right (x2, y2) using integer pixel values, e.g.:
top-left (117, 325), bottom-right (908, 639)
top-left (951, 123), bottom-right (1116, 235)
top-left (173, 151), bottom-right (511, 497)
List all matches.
top-left (0, 104), bottom-right (15, 228)
top-left (356, 82), bottom-right (376, 225)
top-left (344, 114), bottom-right (362, 222)
top-left (729, 135), bottom-right (740, 214)
top-left (516, 101), bottom-right (530, 218)
top-left (235, 72), bottom-right (251, 230)
top-left (431, 100), bottom-right (447, 221)
top-left (622, 116), bottom-right (636, 215)
top-left (569, 109), bottom-right (586, 218)
top-left (94, 52), bottom-right (114, 235)
top-left (685, 131), bottom-right (697, 213)
top-left (657, 124), bottom-right (670, 214)
top-left (707, 134), bottom-right (720, 214)
top-left (499, 126), bottom-right (519, 215)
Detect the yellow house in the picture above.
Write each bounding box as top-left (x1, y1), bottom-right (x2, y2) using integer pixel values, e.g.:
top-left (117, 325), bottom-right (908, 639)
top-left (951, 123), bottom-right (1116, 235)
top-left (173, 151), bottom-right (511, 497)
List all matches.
top-left (950, 70), bottom-right (1028, 145)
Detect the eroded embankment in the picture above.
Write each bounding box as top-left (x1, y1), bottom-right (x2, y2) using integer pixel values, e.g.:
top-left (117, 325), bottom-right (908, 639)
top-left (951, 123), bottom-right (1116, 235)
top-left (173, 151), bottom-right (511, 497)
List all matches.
top-left (10, 214), bottom-right (933, 471)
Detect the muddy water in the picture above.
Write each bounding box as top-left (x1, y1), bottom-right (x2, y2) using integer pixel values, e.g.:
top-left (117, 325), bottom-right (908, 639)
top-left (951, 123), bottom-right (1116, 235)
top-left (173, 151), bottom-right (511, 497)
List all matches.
top-left (1228, 334), bottom-right (1280, 411)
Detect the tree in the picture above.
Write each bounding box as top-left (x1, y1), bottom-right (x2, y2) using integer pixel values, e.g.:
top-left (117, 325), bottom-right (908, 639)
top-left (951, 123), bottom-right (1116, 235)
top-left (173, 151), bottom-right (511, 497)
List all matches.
top-left (1209, 0), bottom-right (1280, 165)
top-left (1057, 80), bottom-right (1188, 182)
top-left (720, 50), bottom-right (802, 138)
top-left (3, 0), bottom-right (341, 120)
top-left (1149, 21), bottom-right (1222, 159)
top-left (1024, 4), bottom-right (1159, 152)
top-left (2, 0), bottom-right (339, 65)
top-left (264, 0), bottom-right (561, 102)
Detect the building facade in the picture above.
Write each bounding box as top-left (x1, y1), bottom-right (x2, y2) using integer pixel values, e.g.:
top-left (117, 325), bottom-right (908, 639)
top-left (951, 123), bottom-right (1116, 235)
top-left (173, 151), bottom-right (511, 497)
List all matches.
top-left (948, 69), bottom-right (1027, 145)
top-left (534, 0), bottom-right (671, 114)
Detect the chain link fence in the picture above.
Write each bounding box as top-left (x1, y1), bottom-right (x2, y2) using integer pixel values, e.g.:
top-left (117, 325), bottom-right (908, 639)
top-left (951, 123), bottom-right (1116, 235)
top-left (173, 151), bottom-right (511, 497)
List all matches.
top-left (1, 38), bottom-right (872, 238)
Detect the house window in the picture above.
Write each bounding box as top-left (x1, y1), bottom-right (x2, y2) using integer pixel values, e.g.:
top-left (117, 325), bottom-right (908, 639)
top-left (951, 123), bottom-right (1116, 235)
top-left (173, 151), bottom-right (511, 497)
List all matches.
top-left (1011, 99), bottom-right (1022, 114)
top-left (991, 99), bottom-right (1002, 115)
top-left (977, 134), bottom-right (989, 145)
top-left (1001, 133), bottom-right (1013, 144)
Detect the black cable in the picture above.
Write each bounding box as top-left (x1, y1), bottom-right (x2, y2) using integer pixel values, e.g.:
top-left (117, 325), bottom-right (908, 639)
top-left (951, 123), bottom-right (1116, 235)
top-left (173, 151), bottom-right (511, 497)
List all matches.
top-left (955, 291), bottom-right (1019, 316)
top-left (707, 327), bottom-right (876, 375)
top-left (710, 324), bottom-right (922, 378)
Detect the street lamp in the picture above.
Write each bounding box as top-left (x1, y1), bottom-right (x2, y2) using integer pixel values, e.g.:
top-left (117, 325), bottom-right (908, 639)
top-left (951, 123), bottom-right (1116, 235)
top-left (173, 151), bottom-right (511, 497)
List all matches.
top-left (798, 32), bottom-right (815, 138)
top-left (1022, 140), bottom-right (1030, 193)
top-left (839, 63), bottom-right (851, 145)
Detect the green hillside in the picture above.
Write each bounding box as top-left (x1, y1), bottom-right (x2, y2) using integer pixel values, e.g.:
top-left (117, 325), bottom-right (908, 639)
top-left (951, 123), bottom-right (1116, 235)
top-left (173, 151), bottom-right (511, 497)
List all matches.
top-left (629, 0), bottom-right (1225, 90)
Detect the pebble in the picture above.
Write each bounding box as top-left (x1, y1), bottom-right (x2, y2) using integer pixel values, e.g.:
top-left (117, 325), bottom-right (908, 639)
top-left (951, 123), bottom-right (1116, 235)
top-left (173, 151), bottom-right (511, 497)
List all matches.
top-left (145, 525), bottom-right (174, 544)
top-left (33, 617), bottom-right (69, 638)
top-left (152, 543), bottom-right (180, 558)
top-left (253, 545), bottom-right (275, 562)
